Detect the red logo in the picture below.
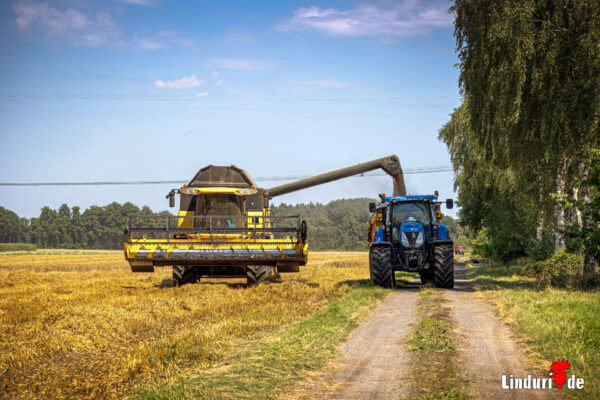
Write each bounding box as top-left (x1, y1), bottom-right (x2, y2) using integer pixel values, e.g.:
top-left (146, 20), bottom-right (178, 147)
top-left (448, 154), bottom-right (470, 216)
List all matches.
top-left (549, 359), bottom-right (570, 389)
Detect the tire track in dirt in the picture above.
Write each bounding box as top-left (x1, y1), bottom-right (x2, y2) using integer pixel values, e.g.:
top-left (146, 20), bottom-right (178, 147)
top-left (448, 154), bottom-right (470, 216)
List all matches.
top-left (283, 289), bottom-right (419, 400)
top-left (284, 259), bottom-right (562, 399)
top-left (445, 261), bottom-right (562, 399)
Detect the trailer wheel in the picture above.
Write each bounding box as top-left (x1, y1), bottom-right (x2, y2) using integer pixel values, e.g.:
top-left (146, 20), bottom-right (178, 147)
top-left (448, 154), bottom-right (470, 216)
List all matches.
top-left (246, 266), bottom-right (279, 286)
top-left (370, 246), bottom-right (393, 288)
top-left (173, 266), bottom-right (198, 286)
top-left (433, 245), bottom-right (454, 288)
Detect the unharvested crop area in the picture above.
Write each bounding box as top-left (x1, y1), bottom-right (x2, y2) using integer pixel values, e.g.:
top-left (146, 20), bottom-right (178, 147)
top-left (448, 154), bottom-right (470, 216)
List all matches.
top-left (0, 252), bottom-right (375, 399)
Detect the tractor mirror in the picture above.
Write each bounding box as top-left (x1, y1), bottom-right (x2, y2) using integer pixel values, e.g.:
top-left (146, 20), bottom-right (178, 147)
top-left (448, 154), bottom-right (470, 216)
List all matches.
top-left (168, 192), bottom-right (175, 208)
top-left (369, 202), bottom-right (376, 213)
top-left (446, 199), bottom-right (453, 209)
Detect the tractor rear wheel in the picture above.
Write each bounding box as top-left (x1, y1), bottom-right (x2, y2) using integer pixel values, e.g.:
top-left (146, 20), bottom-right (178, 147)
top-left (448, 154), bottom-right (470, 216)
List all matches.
top-left (246, 266), bottom-right (279, 286)
top-left (173, 266), bottom-right (198, 286)
top-left (370, 246), bottom-right (393, 288)
top-left (433, 245), bottom-right (454, 288)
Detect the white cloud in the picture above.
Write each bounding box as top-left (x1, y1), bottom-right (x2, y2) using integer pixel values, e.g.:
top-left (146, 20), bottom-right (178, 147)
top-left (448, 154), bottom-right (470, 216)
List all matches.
top-left (13, 1), bottom-right (119, 47)
top-left (296, 79), bottom-right (349, 89)
top-left (129, 30), bottom-right (198, 51)
top-left (12, 1), bottom-right (195, 50)
top-left (209, 57), bottom-right (273, 71)
top-left (114, 0), bottom-right (155, 6)
top-left (215, 79), bottom-right (224, 86)
top-left (277, 1), bottom-right (453, 38)
top-left (195, 91), bottom-right (209, 98)
top-left (155, 75), bottom-right (202, 89)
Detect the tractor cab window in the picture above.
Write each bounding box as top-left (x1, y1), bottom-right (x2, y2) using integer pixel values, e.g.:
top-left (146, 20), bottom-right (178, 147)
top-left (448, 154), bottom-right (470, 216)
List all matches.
top-left (196, 194), bottom-right (243, 228)
top-left (391, 202), bottom-right (432, 241)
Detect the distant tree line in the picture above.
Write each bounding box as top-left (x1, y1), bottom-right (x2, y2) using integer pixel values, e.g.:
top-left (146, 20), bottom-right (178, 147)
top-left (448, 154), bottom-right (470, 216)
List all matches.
top-left (0, 201), bottom-right (463, 251)
top-left (0, 204), bottom-right (169, 249)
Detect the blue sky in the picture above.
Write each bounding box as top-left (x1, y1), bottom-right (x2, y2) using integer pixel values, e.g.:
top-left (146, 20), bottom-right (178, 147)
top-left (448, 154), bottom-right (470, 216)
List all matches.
top-left (0, 0), bottom-right (461, 218)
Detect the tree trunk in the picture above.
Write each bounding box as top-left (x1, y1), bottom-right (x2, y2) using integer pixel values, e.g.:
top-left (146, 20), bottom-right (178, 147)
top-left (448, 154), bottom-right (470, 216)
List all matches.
top-left (579, 161), bottom-right (596, 275)
top-left (565, 184), bottom-right (574, 230)
top-left (536, 191), bottom-right (544, 241)
top-left (553, 159), bottom-right (566, 252)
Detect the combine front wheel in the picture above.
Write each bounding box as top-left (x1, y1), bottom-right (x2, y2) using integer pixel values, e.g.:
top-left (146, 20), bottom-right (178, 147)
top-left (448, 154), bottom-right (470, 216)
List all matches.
top-left (370, 246), bottom-right (393, 288)
top-left (433, 245), bottom-right (454, 288)
top-left (173, 266), bottom-right (198, 286)
top-left (246, 266), bottom-right (279, 286)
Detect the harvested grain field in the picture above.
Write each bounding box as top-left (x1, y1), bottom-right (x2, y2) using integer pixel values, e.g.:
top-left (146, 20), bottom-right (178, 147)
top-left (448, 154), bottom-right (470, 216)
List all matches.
top-left (0, 252), bottom-right (374, 399)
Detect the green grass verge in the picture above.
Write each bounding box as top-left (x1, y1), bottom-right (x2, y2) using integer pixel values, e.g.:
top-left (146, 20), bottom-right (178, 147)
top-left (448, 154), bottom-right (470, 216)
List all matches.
top-left (404, 289), bottom-right (467, 400)
top-left (132, 282), bottom-right (389, 400)
top-left (470, 261), bottom-right (600, 399)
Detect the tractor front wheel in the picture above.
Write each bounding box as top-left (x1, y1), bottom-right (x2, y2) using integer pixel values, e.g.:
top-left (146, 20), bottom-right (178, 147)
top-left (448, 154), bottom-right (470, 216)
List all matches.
top-left (370, 246), bottom-right (393, 288)
top-left (173, 266), bottom-right (198, 286)
top-left (433, 245), bottom-right (454, 288)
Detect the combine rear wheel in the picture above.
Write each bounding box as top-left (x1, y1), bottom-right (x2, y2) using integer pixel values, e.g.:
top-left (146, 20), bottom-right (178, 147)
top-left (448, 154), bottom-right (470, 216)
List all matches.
top-left (246, 266), bottom-right (279, 286)
top-left (370, 246), bottom-right (393, 288)
top-left (433, 245), bottom-right (454, 288)
top-left (173, 266), bottom-right (198, 286)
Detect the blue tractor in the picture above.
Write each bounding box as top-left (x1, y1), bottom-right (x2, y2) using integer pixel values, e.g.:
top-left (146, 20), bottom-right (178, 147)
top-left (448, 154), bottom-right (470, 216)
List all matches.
top-left (367, 193), bottom-right (454, 288)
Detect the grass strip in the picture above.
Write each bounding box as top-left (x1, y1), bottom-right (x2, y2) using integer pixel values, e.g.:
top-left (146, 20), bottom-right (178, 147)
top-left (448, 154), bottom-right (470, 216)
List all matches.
top-left (469, 261), bottom-right (600, 399)
top-left (404, 289), bottom-right (467, 400)
top-left (132, 283), bottom-right (389, 400)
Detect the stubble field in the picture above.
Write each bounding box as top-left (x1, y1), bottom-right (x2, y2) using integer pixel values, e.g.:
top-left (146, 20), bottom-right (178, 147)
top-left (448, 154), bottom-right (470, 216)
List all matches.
top-left (0, 251), bottom-right (374, 399)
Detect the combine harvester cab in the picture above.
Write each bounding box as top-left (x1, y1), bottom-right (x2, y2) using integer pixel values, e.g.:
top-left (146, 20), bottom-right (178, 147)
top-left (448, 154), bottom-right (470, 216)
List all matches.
top-left (123, 165), bottom-right (307, 286)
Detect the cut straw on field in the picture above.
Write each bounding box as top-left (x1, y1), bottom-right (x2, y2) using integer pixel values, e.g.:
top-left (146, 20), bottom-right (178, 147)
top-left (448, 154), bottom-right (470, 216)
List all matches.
top-left (0, 252), bottom-right (372, 399)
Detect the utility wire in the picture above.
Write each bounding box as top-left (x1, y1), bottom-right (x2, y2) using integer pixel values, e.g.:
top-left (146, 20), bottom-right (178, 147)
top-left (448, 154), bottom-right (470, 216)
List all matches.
top-left (0, 166), bottom-right (454, 187)
top-left (3, 94), bottom-right (455, 103)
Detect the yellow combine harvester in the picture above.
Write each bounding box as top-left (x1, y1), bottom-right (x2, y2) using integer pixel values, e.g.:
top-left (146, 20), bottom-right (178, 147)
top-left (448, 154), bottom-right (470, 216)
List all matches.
top-left (123, 155), bottom-right (405, 286)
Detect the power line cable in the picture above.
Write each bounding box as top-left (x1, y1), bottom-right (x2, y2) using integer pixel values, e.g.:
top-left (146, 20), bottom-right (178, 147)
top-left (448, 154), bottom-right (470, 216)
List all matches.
top-left (0, 166), bottom-right (454, 187)
top-left (3, 94), bottom-right (455, 103)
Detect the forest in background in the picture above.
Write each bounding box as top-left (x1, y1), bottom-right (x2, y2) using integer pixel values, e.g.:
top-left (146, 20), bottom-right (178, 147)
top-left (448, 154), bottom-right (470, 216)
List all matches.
top-left (0, 199), bottom-right (463, 251)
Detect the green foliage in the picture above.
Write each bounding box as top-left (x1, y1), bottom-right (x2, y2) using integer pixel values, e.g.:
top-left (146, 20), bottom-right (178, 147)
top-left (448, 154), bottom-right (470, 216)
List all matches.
top-left (23, 202), bottom-right (169, 249)
top-left (524, 233), bottom-right (554, 261)
top-left (0, 243), bottom-right (36, 252)
top-left (442, 0), bottom-right (600, 267)
top-left (517, 251), bottom-right (600, 290)
top-left (470, 227), bottom-right (491, 258)
top-left (0, 206), bottom-right (29, 243)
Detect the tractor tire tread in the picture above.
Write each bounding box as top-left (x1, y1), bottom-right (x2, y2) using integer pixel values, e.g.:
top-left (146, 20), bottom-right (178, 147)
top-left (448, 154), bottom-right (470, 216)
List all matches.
top-left (433, 245), bottom-right (454, 288)
top-left (370, 246), bottom-right (394, 288)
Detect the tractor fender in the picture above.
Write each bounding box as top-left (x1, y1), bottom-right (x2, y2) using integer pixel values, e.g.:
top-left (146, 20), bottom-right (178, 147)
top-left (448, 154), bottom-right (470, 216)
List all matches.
top-left (369, 241), bottom-right (393, 249)
top-left (438, 223), bottom-right (448, 240)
